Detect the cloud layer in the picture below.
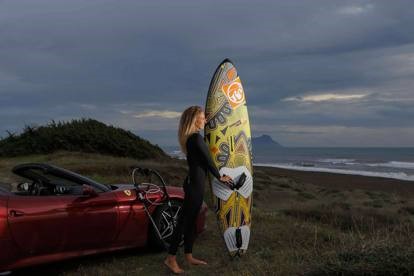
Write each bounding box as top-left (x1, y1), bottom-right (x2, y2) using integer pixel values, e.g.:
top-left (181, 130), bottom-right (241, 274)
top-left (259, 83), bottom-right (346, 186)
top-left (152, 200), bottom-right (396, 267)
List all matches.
top-left (283, 93), bottom-right (369, 102)
top-left (1, 0), bottom-right (414, 146)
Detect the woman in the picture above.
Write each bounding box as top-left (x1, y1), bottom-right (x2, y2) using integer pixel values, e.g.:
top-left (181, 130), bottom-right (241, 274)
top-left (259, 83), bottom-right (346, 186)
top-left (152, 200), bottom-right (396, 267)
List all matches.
top-left (164, 106), bottom-right (233, 274)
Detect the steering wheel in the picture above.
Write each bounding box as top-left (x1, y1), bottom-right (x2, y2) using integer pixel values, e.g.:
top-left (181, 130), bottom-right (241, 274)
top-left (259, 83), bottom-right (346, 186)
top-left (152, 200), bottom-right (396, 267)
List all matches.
top-left (28, 180), bottom-right (41, 195)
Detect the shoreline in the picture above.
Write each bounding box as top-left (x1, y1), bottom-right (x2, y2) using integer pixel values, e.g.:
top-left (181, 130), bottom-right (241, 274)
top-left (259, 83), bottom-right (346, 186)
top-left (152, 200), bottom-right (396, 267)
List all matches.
top-left (254, 162), bottom-right (414, 182)
top-left (254, 165), bottom-right (414, 196)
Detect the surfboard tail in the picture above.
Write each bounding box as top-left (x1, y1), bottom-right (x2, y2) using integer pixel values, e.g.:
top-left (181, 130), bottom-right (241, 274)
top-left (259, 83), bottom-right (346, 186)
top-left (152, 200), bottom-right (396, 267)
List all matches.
top-left (224, 226), bottom-right (250, 253)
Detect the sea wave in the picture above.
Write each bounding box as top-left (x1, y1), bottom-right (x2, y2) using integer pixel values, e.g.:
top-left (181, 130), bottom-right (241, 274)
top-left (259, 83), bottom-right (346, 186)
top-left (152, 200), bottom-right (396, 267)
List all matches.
top-left (318, 158), bottom-right (356, 164)
top-left (168, 150), bottom-right (186, 160)
top-left (254, 163), bottom-right (414, 181)
top-left (367, 161), bottom-right (414, 170)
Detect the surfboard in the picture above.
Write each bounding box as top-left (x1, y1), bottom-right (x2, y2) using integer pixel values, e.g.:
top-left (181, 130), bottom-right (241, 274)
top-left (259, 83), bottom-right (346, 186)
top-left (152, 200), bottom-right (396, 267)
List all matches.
top-left (204, 58), bottom-right (253, 257)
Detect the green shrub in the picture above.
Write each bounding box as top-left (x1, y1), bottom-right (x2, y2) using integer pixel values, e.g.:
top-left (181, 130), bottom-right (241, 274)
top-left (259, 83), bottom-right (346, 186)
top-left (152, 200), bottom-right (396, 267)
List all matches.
top-left (0, 118), bottom-right (167, 160)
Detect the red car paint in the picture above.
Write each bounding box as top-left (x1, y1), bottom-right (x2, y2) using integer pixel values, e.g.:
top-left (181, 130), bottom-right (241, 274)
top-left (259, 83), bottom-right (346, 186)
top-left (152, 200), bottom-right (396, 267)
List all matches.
top-left (0, 164), bottom-right (207, 271)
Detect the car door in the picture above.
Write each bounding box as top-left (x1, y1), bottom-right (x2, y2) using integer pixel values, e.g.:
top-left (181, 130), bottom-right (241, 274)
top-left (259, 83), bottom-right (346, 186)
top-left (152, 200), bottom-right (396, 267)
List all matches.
top-left (7, 195), bottom-right (67, 256)
top-left (61, 190), bottom-right (119, 251)
top-left (9, 163), bottom-right (119, 255)
top-left (113, 187), bottom-right (148, 247)
top-left (38, 164), bottom-right (119, 251)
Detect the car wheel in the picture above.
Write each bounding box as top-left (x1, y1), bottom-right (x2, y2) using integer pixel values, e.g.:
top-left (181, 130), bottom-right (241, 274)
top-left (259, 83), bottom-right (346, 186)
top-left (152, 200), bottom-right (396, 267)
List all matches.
top-left (150, 199), bottom-right (183, 250)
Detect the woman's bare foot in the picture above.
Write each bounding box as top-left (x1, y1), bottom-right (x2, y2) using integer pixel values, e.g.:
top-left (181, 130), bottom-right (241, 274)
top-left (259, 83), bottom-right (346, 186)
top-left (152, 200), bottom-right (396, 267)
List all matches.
top-left (164, 255), bottom-right (184, 274)
top-left (185, 253), bottom-right (208, 265)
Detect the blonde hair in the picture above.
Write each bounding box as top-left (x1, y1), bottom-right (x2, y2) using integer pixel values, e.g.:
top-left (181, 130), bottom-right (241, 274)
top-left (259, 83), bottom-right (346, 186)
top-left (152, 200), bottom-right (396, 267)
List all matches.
top-left (178, 106), bottom-right (203, 155)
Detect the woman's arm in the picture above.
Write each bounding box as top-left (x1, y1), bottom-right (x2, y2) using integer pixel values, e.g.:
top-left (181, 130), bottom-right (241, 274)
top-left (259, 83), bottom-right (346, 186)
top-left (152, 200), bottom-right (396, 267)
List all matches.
top-left (195, 134), bottom-right (221, 180)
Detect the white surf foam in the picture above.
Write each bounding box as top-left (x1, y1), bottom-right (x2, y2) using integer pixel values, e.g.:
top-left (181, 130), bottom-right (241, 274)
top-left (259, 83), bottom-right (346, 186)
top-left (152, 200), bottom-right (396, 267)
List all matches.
top-left (318, 158), bottom-right (356, 164)
top-left (168, 150), bottom-right (186, 160)
top-left (254, 163), bottom-right (414, 182)
top-left (367, 161), bottom-right (414, 170)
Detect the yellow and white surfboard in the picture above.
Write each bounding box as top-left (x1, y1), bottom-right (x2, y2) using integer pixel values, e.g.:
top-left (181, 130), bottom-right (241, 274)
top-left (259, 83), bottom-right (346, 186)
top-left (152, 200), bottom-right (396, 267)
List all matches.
top-left (205, 59), bottom-right (253, 257)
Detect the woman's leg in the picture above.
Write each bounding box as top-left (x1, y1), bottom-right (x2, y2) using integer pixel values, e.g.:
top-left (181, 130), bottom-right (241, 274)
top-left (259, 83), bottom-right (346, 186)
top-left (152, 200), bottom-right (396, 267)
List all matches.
top-left (183, 199), bottom-right (207, 265)
top-left (164, 195), bottom-right (189, 274)
top-left (167, 204), bottom-right (185, 255)
top-left (183, 201), bottom-right (201, 254)
top-left (168, 183), bottom-right (196, 253)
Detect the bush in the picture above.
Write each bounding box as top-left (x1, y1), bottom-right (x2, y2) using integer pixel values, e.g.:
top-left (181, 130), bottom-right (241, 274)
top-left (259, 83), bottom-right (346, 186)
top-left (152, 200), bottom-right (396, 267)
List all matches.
top-left (0, 118), bottom-right (167, 160)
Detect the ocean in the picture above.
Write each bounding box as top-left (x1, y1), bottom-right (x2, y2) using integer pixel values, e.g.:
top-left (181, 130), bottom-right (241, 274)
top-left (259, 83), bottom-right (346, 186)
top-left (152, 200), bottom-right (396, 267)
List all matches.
top-left (254, 147), bottom-right (414, 182)
top-left (166, 146), bottom-right (414, 181)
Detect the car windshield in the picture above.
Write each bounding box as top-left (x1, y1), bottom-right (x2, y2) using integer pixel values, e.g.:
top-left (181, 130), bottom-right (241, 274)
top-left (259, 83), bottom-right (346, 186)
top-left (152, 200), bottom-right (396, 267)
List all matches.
top-left (6, 164), bottom-right (111, 195)
top-left (26, 168), bottom-right (81, 187)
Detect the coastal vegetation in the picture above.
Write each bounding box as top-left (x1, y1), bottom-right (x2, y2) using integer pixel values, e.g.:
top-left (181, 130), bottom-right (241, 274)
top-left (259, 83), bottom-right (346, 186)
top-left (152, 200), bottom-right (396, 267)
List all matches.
top-left (0, 119), bottom-right (167, 160)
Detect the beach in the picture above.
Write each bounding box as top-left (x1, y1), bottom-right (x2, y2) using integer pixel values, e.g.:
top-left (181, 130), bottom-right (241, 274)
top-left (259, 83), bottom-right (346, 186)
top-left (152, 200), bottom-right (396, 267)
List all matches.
top-left (255, 165), bottom-right (414, 197)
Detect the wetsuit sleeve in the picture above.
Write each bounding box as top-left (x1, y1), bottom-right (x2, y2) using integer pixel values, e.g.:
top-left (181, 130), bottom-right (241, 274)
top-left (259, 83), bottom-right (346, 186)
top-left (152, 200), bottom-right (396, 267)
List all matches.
top-left (195, 134), bottom-right (221, 180)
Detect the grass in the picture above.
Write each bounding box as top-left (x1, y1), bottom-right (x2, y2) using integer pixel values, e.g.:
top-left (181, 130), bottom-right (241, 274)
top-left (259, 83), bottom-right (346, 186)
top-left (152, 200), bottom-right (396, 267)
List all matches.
top-left (1, 151), bottom-right (413, 275)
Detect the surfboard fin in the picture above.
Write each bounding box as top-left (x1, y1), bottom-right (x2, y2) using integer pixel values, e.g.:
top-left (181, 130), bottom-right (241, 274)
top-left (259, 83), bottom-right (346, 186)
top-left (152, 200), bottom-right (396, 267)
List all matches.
top-left (224, 226), bottom-right (250, 253)
top-left (235, 228), bottom-right (242, 249)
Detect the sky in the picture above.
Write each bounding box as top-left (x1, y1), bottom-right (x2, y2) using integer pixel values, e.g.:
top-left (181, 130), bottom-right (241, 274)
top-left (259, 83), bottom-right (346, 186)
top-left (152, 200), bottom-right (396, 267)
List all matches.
top-left (1, 0), bottom-right (414, 147)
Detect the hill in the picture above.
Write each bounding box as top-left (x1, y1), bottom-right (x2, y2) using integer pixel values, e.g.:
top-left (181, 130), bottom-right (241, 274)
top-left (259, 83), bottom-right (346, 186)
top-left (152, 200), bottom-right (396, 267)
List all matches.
top-left (252, 134), bottom-right (283, 148)
top-left (252, 135), bottom-right (283, 157)
top-left (0, 118), bottom-right (167, 159)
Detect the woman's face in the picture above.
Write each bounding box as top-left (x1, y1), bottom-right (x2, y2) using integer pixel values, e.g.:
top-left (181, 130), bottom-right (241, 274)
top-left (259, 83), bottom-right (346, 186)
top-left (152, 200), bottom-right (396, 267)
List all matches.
top-left (195, 111), bottom-right (207, 131)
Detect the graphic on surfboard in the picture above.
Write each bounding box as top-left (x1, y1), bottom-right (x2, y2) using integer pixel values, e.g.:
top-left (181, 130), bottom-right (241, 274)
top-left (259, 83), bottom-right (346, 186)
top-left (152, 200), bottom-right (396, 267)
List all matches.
top-left (205, 58), bottom-right (253, 257)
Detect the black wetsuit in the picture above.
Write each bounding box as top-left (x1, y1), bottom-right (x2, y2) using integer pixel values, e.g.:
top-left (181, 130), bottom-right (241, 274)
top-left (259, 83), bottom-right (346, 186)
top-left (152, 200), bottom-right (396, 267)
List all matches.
top-left (168, 132), bottom-right (221, 255)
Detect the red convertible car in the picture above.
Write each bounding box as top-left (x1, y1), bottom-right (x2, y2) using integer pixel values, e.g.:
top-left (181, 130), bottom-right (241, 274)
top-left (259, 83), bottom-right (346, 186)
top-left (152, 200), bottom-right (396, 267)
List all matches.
top-left (0, 163), bottom-right (207, 272)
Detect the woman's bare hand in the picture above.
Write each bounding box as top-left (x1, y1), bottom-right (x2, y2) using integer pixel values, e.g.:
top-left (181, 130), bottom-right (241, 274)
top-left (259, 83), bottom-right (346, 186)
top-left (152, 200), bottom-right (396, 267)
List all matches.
top-left (220, 175), bottom-right (233, 187)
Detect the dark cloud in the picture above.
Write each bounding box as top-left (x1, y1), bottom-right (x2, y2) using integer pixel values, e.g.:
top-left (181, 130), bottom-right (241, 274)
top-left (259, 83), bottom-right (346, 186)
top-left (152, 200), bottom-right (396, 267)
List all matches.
top-left (1, 0), bottom-right (414, 146)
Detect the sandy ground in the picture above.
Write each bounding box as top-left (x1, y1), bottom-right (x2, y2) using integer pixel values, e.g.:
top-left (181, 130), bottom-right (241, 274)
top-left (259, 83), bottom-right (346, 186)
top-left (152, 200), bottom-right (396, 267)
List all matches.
top-left (255, 165), bottom-right (414, 197)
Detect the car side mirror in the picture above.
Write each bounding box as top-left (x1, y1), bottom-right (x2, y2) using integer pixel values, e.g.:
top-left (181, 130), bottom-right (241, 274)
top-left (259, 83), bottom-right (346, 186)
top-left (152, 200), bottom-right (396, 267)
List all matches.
top-left (82, 184), bottom-right (98, 197)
